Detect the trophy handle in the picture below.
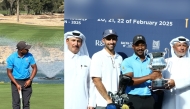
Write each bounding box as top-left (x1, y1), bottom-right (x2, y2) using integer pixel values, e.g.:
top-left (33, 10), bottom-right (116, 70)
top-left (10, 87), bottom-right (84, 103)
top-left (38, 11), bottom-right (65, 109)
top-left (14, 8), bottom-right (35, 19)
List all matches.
top-left (144, 49), bottom-right (149, 56)
top-left (163, 48), bottom-right (169, 58)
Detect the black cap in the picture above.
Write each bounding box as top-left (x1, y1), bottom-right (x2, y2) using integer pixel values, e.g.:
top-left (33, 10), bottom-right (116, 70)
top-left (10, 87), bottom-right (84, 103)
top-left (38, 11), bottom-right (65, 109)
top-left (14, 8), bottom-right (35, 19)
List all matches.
top-left (102, 29), bottom-right (118, 38)
top-left (133, 35), bottom-right (146, 44)
top-left (16, 41), bottom-right (31, 50)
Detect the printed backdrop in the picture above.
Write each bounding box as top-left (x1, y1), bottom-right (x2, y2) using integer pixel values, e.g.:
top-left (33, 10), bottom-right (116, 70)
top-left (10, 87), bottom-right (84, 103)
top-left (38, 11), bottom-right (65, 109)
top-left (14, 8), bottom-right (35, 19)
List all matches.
top-left (65, 19), bottom-right (190, 58)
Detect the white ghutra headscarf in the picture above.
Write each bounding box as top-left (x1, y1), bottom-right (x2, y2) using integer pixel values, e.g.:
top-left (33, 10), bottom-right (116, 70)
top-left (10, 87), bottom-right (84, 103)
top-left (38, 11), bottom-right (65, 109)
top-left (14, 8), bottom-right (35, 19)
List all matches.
top-left (64, 30), bottom-right (89, 56)
top-left (169, 36), bottom-right (190, 57)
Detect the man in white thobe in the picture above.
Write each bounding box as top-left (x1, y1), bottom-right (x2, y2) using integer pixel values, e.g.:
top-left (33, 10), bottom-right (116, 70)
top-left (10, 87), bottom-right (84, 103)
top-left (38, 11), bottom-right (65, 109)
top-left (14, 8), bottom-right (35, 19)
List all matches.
top-left (162, 36), bottom-right (190, 109)
top-left (64, 30), bottom-right (95, 109)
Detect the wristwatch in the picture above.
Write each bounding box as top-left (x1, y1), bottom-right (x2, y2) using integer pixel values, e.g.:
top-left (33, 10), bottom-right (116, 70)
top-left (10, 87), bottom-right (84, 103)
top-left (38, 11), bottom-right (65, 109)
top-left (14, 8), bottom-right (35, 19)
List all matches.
top-left (29, 78), bottom-right (33, 81)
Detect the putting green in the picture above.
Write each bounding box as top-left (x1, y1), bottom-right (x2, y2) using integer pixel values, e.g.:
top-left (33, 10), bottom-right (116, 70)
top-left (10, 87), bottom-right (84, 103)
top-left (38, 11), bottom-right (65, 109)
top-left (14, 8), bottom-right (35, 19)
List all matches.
top-left (0, 83), bottom-right (64, 109)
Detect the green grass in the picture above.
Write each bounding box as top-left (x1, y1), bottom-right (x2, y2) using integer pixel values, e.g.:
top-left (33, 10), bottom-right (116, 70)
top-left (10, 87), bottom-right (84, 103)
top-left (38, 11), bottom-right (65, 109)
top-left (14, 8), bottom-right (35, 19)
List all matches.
top-left (0, 83), bottom-right (64, 109)
top-left (0, 23), bottom-right (64, 47)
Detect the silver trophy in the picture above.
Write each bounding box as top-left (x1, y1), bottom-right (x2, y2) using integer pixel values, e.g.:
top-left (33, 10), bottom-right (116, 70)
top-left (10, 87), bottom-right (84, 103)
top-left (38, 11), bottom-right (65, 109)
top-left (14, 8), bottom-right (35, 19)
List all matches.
top-left (146, 48), bottom-right (169, 90)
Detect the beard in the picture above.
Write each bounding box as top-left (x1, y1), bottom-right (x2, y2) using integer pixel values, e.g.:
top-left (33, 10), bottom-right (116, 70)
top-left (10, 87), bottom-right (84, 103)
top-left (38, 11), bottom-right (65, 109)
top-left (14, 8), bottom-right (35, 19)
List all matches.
top-left (174, 51), bottom-right (186, 57)
top-left (134, 49), bottom-right (145, 57)
top-left (105, 45), bottom-right (115, 51)
top-left (21, 50), bottom-right (29, 55)
top-left (21, 52), bottom-right (28, 55)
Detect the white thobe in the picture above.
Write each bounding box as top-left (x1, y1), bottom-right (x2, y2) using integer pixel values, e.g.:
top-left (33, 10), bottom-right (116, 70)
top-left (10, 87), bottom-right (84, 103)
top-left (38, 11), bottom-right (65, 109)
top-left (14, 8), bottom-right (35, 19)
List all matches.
top-left (162, 57), bottom-right (190, 109)
top-left (64, 51), bottom-right (95, 109)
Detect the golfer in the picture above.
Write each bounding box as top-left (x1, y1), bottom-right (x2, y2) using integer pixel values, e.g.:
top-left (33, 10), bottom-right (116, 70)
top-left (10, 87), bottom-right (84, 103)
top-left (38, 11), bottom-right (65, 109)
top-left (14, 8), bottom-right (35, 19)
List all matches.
top-left (6, 41), bottom-right (37, 109)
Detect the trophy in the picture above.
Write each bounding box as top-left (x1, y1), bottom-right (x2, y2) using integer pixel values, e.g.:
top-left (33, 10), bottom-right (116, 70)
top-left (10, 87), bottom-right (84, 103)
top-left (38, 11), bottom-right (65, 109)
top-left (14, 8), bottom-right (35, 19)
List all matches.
top-left (146, 48), bottom-right (169, 90)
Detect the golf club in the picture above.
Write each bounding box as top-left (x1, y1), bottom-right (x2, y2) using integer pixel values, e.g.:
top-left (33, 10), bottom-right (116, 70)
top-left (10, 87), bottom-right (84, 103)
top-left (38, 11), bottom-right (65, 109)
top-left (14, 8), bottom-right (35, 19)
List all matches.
top-left (19, 88), bottom-right (23, 109)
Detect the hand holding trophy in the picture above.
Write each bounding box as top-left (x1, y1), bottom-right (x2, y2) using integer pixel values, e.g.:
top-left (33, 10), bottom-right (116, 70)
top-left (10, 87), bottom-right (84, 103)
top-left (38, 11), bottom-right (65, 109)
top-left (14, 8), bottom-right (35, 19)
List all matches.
top-left (146, 48), bottom-right (169, 91)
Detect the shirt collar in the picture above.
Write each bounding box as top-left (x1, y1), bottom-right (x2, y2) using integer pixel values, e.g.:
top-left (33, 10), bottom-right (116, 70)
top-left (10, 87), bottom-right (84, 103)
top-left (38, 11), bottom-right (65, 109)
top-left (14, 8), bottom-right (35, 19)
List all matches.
top-left (173, 55), bottom-right (187, 59)
top-left (16, 52), bottom-right (26, 58)
top-left (132, 53), bottom-right (149, 61)
top-left (102, 48), bottom-right (119, 58)
top-left (66, 50), bottom-right (80, 59)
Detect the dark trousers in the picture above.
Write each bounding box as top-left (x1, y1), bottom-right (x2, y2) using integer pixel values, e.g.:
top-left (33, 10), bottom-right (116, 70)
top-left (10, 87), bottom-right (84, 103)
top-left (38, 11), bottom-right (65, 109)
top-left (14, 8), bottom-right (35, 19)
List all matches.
top-left (11, 80), bottom-right (32, 109)
top-left (152, 91), bottom-right (164, 109)
top-left (128, 94), bottom-right (154, 109)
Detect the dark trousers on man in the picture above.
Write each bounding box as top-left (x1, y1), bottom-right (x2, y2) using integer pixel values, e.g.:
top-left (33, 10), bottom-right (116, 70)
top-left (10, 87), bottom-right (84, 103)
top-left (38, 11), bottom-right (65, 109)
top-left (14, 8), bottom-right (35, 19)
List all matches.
top-left (11, 80), bottom-right (32, 109)
top-left (152, 90), bottom-right (164, 109)
top-left (128, 94), bottom-right (154, 109)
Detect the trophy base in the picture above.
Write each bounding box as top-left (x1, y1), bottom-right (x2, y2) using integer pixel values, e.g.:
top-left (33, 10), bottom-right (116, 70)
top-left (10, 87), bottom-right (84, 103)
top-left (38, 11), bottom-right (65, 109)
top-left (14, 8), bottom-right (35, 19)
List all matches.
top-left (151, 79), bottom-right (168, 90)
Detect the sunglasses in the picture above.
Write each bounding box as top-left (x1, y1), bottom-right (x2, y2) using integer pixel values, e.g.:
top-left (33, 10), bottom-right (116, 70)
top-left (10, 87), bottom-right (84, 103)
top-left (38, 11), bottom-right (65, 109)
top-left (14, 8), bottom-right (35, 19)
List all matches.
top-left (105, 37), bottom-right (117, 41)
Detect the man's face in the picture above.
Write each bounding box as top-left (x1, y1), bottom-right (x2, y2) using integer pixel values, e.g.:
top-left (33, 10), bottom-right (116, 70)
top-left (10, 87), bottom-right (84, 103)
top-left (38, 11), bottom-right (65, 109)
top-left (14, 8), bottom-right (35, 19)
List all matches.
top-left (102, 35), bottom-right (117, 51)
top-left (66, 37), bottom-right (82, 54)
top-left (20, 49), bottom-right (29, 55)
top-left (132, 41), bottom-right (147, 57)
top-left (173, 42), bottom-right (189, 57)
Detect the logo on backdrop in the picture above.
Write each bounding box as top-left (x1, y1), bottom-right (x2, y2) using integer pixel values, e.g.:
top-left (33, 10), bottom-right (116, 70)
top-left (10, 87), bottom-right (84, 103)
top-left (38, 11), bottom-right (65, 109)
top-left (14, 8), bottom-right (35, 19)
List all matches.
top-left (95, 40), bottom-right (104, 46)
top-left (152, 40), bottom-right (160, 50)
top-left (121, 41), bottom-right (132, 48)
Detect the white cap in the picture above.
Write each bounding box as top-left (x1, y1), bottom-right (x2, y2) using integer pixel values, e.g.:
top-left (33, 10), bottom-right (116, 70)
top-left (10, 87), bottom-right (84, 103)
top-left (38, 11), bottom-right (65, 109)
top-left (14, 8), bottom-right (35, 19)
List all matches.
top-left (169, 36), bottom-right (190, 57)
top-left (64, 30), bottom-right (89, 56)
